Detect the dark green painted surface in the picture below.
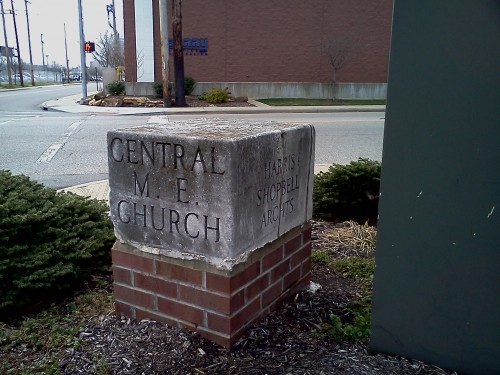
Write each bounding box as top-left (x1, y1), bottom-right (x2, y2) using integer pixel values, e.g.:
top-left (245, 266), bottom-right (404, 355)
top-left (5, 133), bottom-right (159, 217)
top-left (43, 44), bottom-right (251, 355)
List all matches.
top-left (369, 1), bottom-right (500, 374)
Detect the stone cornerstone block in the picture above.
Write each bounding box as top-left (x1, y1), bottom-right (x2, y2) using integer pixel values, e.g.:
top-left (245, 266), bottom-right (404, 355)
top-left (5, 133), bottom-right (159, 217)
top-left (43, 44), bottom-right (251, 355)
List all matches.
top-left (107, 119), bottom-right (315, 268)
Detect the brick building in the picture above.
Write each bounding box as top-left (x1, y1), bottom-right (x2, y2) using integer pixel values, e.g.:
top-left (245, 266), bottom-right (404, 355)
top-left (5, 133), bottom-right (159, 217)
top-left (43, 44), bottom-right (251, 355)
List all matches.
top-left (123, 0), bottom-right (393, 98)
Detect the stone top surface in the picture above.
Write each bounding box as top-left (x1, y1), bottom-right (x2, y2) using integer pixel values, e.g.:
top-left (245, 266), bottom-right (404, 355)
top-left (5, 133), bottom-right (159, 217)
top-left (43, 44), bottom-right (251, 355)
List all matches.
top-left (107, 119), bottom-right (315, 270)
top-left (118, 118), bottom-right (306, 140)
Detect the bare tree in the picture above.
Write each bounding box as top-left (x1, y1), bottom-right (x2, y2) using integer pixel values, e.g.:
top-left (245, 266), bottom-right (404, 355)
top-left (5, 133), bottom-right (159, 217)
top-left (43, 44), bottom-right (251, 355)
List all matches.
top-left (92, 31), bottom-right (124, 68)
top-left (0, 56), bottom-right (5, 78)
top-left (10, 58), bottom-right (21, 85)
top-left (322, 36), bottom-right (358, 98)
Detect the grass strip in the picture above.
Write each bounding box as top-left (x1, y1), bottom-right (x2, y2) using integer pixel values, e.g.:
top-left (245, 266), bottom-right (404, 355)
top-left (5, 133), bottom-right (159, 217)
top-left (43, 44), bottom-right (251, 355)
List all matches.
top-left (257, 98), bottom-right (386, 106)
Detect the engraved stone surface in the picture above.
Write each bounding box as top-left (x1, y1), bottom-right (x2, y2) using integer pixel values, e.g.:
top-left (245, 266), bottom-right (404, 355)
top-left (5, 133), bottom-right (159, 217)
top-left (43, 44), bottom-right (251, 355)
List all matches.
top-left (107, 118), bottom-right (315, 268)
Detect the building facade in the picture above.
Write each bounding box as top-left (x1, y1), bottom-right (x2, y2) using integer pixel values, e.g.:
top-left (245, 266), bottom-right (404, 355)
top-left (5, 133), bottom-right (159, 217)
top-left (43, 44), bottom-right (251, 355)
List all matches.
top-left (123, 0), bottom-right (393, 98)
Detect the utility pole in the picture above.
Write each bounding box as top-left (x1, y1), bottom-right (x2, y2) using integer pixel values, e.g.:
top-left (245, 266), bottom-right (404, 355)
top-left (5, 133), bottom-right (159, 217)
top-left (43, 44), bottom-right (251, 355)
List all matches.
top-left (24, 0), bottom-right (34, 85)
top-left (112, 0), bottom-right (118, 63)
top-left (159, 0), bottom-right (171, 107)
top-left (77, 0), bottom-right (87, 101)
top-left (11, 0), bottom-right (23, 86)
top-left (40, 33), bottom-right (44, 65)
top-left (107, 0), bottom-right (119, 67)
top-left (172, 0), bottom-right (185, 106)
top-left (107, 0), bottom-right (117, 39)
top-left (64, 23), bottom-right (70, 84)
top-left (0, 0), bottom-right (13, 87)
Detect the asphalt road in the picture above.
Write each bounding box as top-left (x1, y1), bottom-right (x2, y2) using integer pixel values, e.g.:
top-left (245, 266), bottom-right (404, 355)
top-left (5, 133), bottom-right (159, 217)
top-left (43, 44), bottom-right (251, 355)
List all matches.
top-left (162, 112), bottom-right (385, 166)
top-left (0, 85), bottom-right (385, 189)
top-left (0, 84), bottom-right (83, 113)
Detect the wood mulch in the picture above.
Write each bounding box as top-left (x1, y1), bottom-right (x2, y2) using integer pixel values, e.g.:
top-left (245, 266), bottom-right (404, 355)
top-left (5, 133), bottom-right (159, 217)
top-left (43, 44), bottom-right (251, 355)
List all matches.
top-left (94, 95), bottom-right (255, 108)
top-left (2, 221), bottom-right (456, 374)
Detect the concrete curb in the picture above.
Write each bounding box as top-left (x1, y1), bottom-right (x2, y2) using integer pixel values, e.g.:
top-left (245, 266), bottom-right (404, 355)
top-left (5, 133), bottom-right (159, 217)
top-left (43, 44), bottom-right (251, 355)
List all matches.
top-left (43, 94), bottom-right (386, 116)
top-left (58, 180), bottom-right (109, 202)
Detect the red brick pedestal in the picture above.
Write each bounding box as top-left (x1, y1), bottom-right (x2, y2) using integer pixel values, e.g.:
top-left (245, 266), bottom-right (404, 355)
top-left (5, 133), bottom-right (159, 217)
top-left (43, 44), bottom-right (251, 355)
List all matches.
top-left (112, 224), bottom-right (311, 348)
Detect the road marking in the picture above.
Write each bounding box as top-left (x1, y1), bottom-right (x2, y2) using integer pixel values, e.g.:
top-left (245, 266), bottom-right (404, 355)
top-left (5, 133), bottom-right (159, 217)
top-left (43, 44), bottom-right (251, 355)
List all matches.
top-left (0, 113), bottom-right (39, 116)
top-left (148, 116), bottom-right (169, 124)
top-left (0, 114), bottom-right (39, 125)
top-left (36, 121), bottom-right (83, 163)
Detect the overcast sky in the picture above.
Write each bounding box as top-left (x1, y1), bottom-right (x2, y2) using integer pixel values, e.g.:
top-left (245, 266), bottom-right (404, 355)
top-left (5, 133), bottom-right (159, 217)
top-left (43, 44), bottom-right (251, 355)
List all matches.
top-left (1, 0), bottom-right (124, 68)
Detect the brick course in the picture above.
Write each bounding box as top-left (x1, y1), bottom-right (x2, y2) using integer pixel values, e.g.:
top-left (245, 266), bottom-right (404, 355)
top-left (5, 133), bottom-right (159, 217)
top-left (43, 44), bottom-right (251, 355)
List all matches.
top-left (112, 223), bottom-right (312, 348)
top-left (156, 260), bottom-right (203, 286)
top-left (112, 266), bottom-right (131, 285)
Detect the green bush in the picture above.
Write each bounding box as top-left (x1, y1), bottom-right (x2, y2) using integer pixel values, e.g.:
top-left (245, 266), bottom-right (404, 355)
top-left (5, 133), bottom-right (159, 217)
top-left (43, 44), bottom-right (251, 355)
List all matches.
top-left (323, 297), bottom-right (371, 343)
top-left (199, 88), bottom-right (228, 104)
top-left (153, 81), bottom-right (163, 98)
top-left (0, 171), bottom-right (115, 318)
top-left (153, 76), bottom-right (196, 98)
top-left (313, 158), bottom-right (381, 223)
top-left (106, 80), bottom-right (125, 95)
top-left (184, 76), bottom-right (196, 95)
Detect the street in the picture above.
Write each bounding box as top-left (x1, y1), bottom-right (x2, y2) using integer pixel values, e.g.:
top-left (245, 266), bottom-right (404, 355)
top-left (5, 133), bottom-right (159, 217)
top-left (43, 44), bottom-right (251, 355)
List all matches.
top-left (0, 85), bottom-right (385, 189)
top-left (0, 84), bottom-right (83, 113)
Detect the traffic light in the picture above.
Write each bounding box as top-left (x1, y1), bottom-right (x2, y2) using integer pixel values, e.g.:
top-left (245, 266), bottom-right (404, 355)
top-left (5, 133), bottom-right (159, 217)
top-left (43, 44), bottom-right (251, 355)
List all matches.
top-left (84, 42), bottom-right (95, 53)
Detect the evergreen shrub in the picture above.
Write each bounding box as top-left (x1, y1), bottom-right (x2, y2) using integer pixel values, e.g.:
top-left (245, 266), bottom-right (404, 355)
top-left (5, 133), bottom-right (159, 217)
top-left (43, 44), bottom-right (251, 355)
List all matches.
top-left (0, 171), bottom-right (115, 318)
top-left (313, 158), bottom-right (381, 223)
top-left (106, 80), bottom-right (125, 95)
top-left (184, 76), bottom-right (196, 95)
top-left (153, 81), bottom-right (163, 98)
top-left (199, 88), bottom-right (228, 104)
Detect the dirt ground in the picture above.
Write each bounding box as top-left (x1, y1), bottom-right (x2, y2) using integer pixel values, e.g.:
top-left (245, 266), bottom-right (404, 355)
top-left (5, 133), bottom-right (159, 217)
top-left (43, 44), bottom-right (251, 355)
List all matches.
top-left (46, 223), bottom-right (454, 375)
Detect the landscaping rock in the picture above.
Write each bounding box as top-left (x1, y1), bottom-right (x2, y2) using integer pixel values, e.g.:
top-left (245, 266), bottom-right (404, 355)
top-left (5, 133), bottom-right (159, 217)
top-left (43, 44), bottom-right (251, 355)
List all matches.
top-left (145, 99), bottom-right (164, 107)
top-left (102, 97), bottom-right (124, 107)
top-left (93, 95), bottom-right (255, 108)
top-left (122, 96), bottom-right (148, 106)
top-left (88, 99), bottom-right (102, 106)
